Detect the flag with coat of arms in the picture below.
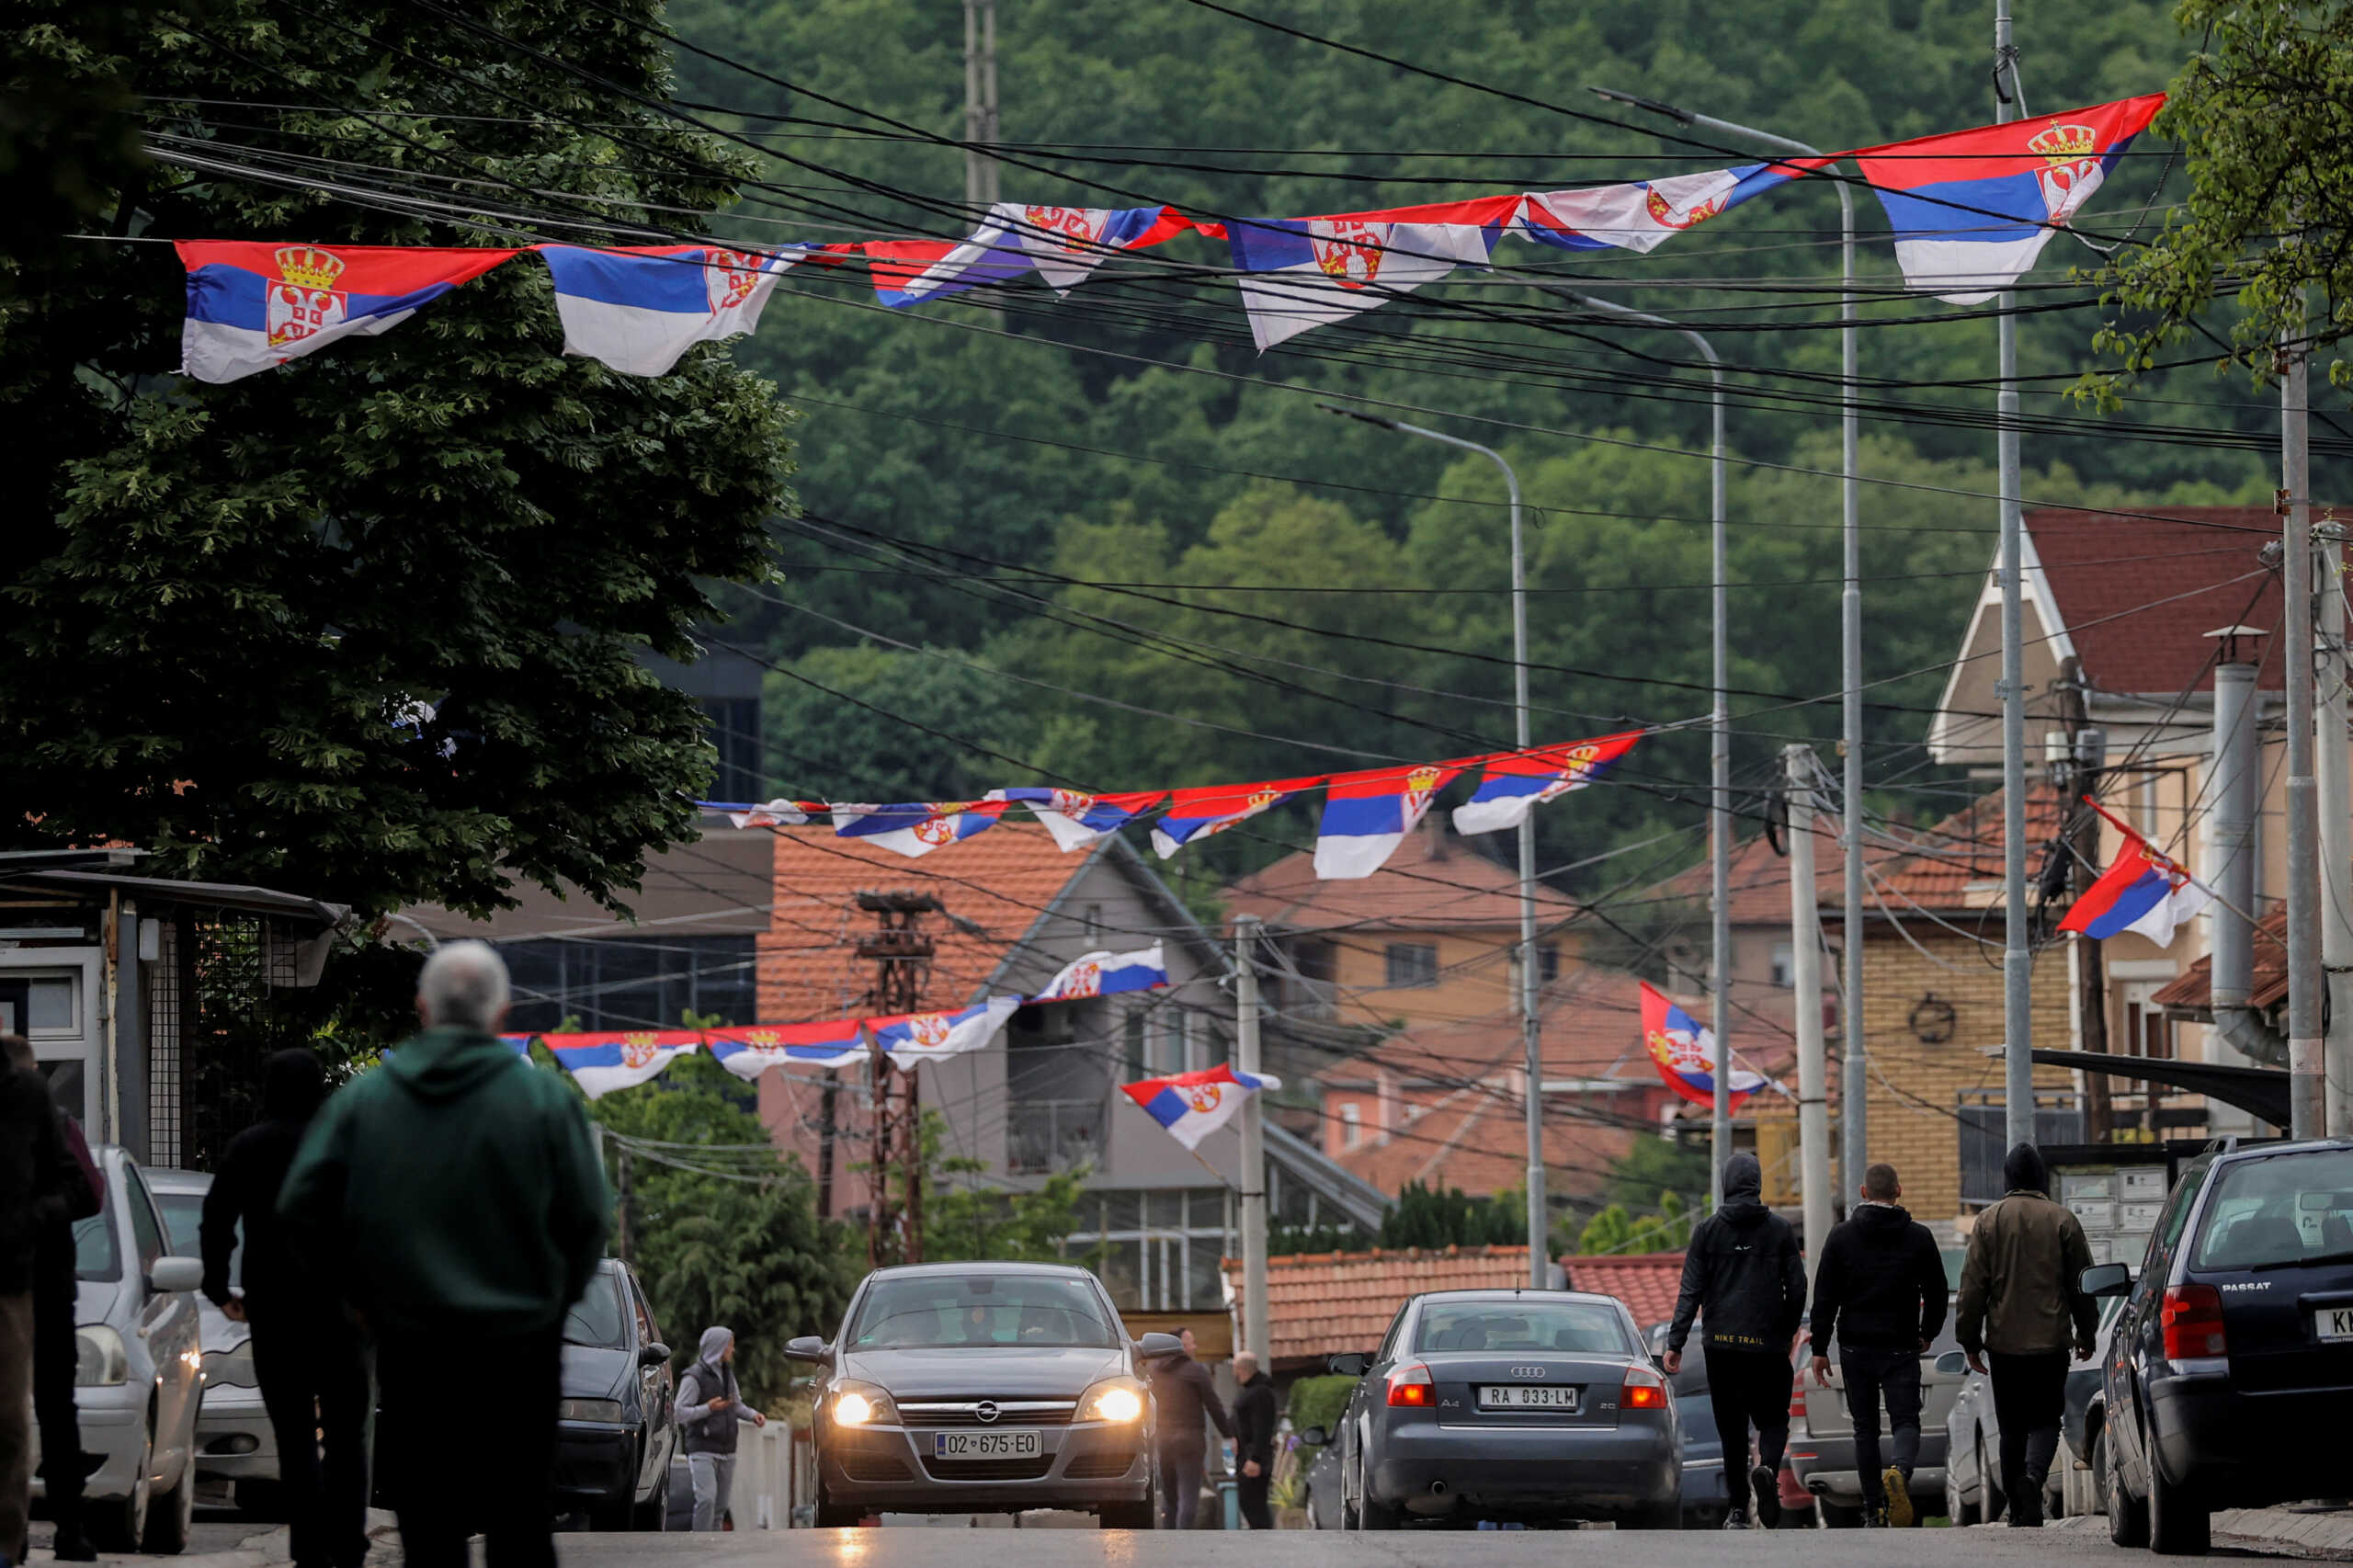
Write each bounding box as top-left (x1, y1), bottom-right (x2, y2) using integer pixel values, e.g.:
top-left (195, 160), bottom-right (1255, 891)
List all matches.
top-left (1638, 983), bottom-right (1768, 1112)
top-left (516, 1029), bottom-right (705, 1100)
top-left (1120, 1063), bottom-right (1283, 1151)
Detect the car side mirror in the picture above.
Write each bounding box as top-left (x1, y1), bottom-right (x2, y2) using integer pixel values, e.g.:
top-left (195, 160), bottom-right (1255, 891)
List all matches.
top-left (1934, 1350), bottom-right (1969, 1376)
top-left (640, 1343), bottom-right (671, 1367)
top-left (1297, 1426), bottom-right (1328, 1448)
top-left (783, 1335), bottom-right (830, 1363)
top-left (148, 1256), bottom-right (202, 1295)
top-left (2080, 1263), bottom-right (2132, 1299)
top-left (1136, 1332), bottom-right (1182, 1360)
top-left (1326, 1351), bottom-right (1369, 1378)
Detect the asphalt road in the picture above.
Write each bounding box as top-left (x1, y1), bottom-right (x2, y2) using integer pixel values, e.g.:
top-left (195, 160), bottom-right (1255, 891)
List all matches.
top-left (20, 1508), bottom-right (261, 1562)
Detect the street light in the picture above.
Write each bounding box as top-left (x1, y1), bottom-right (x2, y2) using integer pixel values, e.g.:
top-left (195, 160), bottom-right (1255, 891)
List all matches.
top-left (1529, 287), bottom-right (1733, 1208)
top-left (1317, 401), bottom-right (1546, 1287)
top-left (1589, 85), bottom-right (1870, 1197)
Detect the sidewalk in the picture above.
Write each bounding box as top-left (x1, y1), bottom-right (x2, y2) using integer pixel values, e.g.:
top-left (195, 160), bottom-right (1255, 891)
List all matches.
top-left (2040, 1505), bottom-right (2353, 1559)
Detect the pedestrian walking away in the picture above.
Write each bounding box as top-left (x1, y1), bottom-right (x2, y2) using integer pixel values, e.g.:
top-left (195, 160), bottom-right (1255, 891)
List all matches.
top-left (202, 1049), bottom-right (372, 1568)
top-left (1808, 1162), bottom-right (1949, 1528)
top-left (1144, 1327), bottom-right (1233, 1529)
top-left (1230, 1350), bottom-right (1276, 1530)
top-left (280, 942), bottom-right (608, 1568)
top-left (675, 1327), bottom-right (766, 1529)
top-left (1955, 1143), bottom-right (2097, 1528)
top-left (1664, 1153), bottom-right (1806, 1530)
top-left (4, 1035), bottom-right (105, 1564)
top-left (0, 1033), bottom-right (87, 1568)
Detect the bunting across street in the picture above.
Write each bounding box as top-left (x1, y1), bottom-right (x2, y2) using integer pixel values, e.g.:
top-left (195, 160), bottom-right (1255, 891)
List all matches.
top-left (705, 1020), bottom-right (872, 1081)
top-left (870, 996), bottom-right (1024, 1069)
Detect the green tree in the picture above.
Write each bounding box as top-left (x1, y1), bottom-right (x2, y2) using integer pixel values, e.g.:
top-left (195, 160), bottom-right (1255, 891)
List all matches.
top-left (2, 0), bottom-right (792, 926)
top-left (1378, 1179), bottom-right (1523, 1249)
top-left (921, 1108), bottom-right (1097, 1263)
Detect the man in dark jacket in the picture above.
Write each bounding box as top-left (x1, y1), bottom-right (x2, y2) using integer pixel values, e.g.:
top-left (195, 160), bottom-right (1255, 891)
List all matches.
top-left (201, 1050), bottom-right (369, 1568)
top-left (1, 1035), bottom-right (85, 1568)
top-left (1230, 1350), bottom-right (1276, 1529)
top-left (1808, 1162), bottom-right (1949, 1528)
top-left (280, 942), bottom-right (608, 1568)
top-left (673, 1326), bottom-right (765, 1530)
top-left (1664, 1153), bottom-right (1806, 1529)
top-left (1146, 1328), bottom-right (1233, 1529)
top-left (1956, 1143), bottom-right (2097, 1528)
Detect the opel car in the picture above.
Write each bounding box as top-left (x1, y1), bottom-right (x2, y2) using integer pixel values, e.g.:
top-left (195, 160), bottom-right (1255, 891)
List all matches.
top-left (145, 1168), bottom-right (276, 1512)
top-left (791, 1261), bottom-right (1172, 1528)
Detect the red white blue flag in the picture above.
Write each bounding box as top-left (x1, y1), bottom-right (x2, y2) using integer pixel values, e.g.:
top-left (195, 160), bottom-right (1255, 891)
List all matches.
top-left (1313, 760), bottom-right (1469, 879)
top-left (867, 203), bottom-right (1194, 306)
top-left (1640, 983), bottom-right (1767, 1111)
top-left (176, 241), bottom-right (519, 383)
top-left (723, 799), bottom-right (817, 829)
top-left (991, 788), bottom-right (1167, 851)
top-left (1453, 732), bottom-right (1642, 836)
top-left (1151, 775), bottom-right (1324, 858)
top-left (540, 244), bottom-right (805, 376)
top-left (520, 1029), bottom-right (702, 1100)
top-left (869, 997), bottom-right (1021, 1068)
top-left (1518, 164), bottom-right (1820, 254)
top-left (1225, 194), bottom-right (1521, 350)
top-left (830, 800), bottom-right (1010, 858)
top-left (1030, 944), bottom-right (1169, 1004)
top-left (2057, 832), bottom-right (2210, 948)
top-left (706, 1019), bottom-right (870, 1080)
top-left (1121, 1062), bottom-right (1282, 1151)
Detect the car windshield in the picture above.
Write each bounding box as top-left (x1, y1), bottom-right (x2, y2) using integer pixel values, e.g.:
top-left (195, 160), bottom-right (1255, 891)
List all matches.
top-left (1412, 1300), bottom-right (1631, 1355)
top-left (73, 1207), bottom-right (120, 1283)
top-left (2191, 1150), bottom-right (2353, 1272)
top-left (153, 1190), bottom-right (240, 1288)
top-left (847, 1274), bottom-right (1119, 1349)
top-left (563, 1272), bottom-right (629, 1349)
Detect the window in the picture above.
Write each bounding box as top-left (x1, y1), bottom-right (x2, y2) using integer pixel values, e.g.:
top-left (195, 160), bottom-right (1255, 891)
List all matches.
top-left (1122, 1009), bottom-right (1147, 1078)
top-left (848, 1274), bottom-right (1120, 1349)
top-left (1413, 1300), bottom-right (1633, 1356)
top-left (1770, 943), bottom-right (1795, 988)
top-left (2120, 983), bottom-right (2176, 1060)
top-left (1384, 942), bottom-right (1438, 988)
top-left (1539, 944), bottom-right (1560, 984)
top-left (1082, 903), bottom-right (1104, 941)
top-left (1339, 1104), bottom-right (1363, 1150)
top-left (124, 1166), bottom-right (165, 1275)
top-left (2190, 1149), bottom-right (2353, 1271)
top-left (497, 934), bottom-right (756, 1035)
top-left (563, 1272), bottom-right (630, 1349)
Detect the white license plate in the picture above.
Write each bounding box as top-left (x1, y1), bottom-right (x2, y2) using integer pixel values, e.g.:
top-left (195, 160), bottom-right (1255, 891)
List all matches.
top-left (2316, 1307), bottom-right (2353, 1343)
top-left (932, 1429), bottom-right (1041, 1460)
top-left (1477, 1384), bottom-right (1579, 1411)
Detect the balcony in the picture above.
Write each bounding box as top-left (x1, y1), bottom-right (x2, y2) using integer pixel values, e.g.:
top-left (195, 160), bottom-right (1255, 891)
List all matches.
top-left (1007, 1097), bottom-right (1105, 1176)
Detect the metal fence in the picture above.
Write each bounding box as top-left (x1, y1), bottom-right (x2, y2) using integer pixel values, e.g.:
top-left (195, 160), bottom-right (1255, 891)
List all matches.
top-left (738, 1422), bottom-right (817, 1528)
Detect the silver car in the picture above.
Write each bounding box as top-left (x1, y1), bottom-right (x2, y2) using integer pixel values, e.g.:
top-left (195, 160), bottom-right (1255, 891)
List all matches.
top-left (31, 1147), bottom-right (207, 1553)
top-left (145, 1168), bottom-right (276, 1509)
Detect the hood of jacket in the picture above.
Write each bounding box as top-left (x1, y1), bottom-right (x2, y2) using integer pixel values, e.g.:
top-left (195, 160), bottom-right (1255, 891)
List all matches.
top-left (2004, 1142), bottom-right (2050, 1197)
top-left (1717, 1153), bottom-right (1770, 1222)
top-left (1851, 1201), bottom-right (1915, 1234)
top-left (698, 1325), bottom-right (734, 1372)
top-left (381, 1027), bottom-right (523, 1101)
top-left (260, 1048), bottom-right (326, 1122)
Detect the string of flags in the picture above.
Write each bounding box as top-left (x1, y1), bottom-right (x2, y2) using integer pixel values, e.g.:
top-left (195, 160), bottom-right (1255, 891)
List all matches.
top-left (720, 731), bottom-right (1645, 881)
top-left (174, 95), bottom-right (2163, 382)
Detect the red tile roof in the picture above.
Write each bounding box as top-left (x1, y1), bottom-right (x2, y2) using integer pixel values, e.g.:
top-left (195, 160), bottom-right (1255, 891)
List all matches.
top-left (1222, 1245), bottom-right (1536, 1367)
top-left (1225, 819), bottom-right (1577, 933)
top-left (2029, 506), bottom-right (2282, 696)
top-left (2152, 904), bottom-right (2289, 1012)
top-left (1563, 1252), bottom-right (1688, 1331)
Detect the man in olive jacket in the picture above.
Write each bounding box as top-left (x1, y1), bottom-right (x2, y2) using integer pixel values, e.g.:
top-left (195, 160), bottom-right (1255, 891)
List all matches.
top-left (1956, 1143), bottom-right (2097, 1528)
top-left (281, 942), bottom-right (608, 1568)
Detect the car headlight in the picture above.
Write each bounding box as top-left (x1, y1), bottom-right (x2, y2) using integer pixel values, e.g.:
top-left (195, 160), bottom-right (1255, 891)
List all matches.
top-left (75, 1325), bottom-right (128, 1388)
top-left (1078, 1378), bottom-right (1146, 1425)
top-left (829, 1380), bottom-right (899, 1427)
top-left (206, 1341), bottom-right (258, 1389)
top-left (559, 1398), bottom-right (626, 1422)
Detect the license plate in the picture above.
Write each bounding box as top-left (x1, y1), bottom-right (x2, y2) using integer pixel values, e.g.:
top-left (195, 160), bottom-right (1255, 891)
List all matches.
top-left (2317, 1307), bottom-right (2353, 1343)
top-left (1477, 1384), bottom-right (1579, 1411)
top-left (932, 1429), bottom-right (1041, 1460)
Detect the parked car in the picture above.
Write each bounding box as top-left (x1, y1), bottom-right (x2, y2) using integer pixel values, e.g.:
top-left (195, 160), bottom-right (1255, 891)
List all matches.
top-left (1944, 1293), bottom-right (2125, 1525)
top-left (1326, 1289), bottom-right (1680, 1529)
top-left (144, 1168), bottom-right (277, 1511)
top-left (664, 1453), bottom-right (695, 1531)
top-left (1298, 1429), bottom-right (1342, 1528)
top-left (29, 1147), bottom-right (207, 1553)
top-left (1787, 1313), bottom-right (1964, 1527)
top-left (555, 1258), bottom-right (676, 1530)
top-left (790, 1260), bottom-right (1168, 1528)
top-left (2088, 1137), bottom-right (2353, 1555)
top-left (1644, 1323), bottom-right (1731, 1528)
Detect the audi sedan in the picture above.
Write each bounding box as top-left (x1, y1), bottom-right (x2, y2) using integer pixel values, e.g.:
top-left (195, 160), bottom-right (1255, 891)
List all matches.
top-left (1325, 1288), bottom-right (1681, 1528)
top-left (789, 1261), bottom-right (1175, 1528)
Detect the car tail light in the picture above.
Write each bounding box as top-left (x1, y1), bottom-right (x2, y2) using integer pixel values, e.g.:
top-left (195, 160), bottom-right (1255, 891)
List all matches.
top-left (2162, 1284), bottom-right (2227, 1360)
top-left (1385, 1362), bottom-right (1434, 1407)
top-left (1622, 1363), bottom-right (1668, 1411)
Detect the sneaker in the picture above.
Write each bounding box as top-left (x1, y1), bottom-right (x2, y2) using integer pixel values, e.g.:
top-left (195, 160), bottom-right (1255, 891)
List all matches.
top-left (2007, 1490), bottom-right (2043, 1528)
top-left (1722, 1507), bottom-right (1750, 1530)
top-left (1751, 1464), bottom-right (1782, 1530)
top-left (1883, 1466), bottom-right (1914, 1529)
top-left (51, 1526), bottom-right (99, 1563)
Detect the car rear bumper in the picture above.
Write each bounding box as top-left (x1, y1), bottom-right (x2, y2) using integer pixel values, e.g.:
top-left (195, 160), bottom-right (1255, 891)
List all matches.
top-left (2150, 1374), bottom-right (2353, 1506)
top-left (1791, 1430), bottom-right (1949, 1503)
top-left (1370, 1423), bottom-right (1680, 1517)
top-left (555, 1422), bottom-right (639, 1506)
top-left (817, 1424), bottom-right (1152, 1513)
top-left (196, 1386), bottom-right (277, 1481)
top-left (29, 1388), bottom-right (148, 1504)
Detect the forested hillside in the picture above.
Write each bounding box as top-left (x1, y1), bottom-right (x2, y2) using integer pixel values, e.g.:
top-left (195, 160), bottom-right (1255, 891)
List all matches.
top-left (661, 0), bottom-right (2268, 903)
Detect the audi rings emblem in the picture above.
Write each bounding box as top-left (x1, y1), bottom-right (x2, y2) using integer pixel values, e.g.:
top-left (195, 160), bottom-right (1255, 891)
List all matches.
top-left (975, 1400), bottom-right (1001, 1424)
top-left (1509, 1366), bottom-right (1544, 1379)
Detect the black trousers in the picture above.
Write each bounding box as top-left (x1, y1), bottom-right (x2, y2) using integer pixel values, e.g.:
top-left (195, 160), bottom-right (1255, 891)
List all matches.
top-left (32, 1230), bottom-right (84, 1520)
top-left (250, 1303), bottom-right (373, 1568)
top-left (1154, 1439), bottom-right (1206, 1529)
top-left (1839, 1345), bottom-right (1924, 1510)
top-left (1988, 1350), bottom-right (2067, 1510)
top-left (379, 1326), bottom-right (560, 1568)
top-left (1704, 1346), bottom-right (1791, 1480)
top-left (1236, 1467), bottom-right (1272, 1529)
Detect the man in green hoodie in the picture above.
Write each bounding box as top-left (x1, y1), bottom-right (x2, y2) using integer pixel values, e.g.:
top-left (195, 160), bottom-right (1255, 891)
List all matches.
top-left (280, 941), bottom-right (608, 1568)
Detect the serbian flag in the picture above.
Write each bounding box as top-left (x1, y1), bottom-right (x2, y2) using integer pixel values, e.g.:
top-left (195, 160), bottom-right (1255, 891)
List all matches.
top-left (868, 203), bottom-right (1193, 306)
top-left (722, 799), bottom-right (817, 829)
top-left (1031, 944), bottom-right (1168, 1004)
top-left (830, 800), bottom-right (1009, 858)
top-left (176, 242), bottom-right (519, 383)
top-left (540, 243), bottom-right (803, 375)
top-left (870, 997), bottom-right (1020, 1068)
top-left (991, 788), bottom-right (1166, 851)
top-left (1313, 760), bottom-right (1468, 879)
top-left (2058, 833), bottom-right (2211, 948)
top-left (532, 1030), bottom-right (701, 1100)
top-left (1225, 194), bottom-right (1521, 350)
top-left (1849, 94), bottom-right (2165, 302)
top-left (1151, 775), bottom-right (1324, 858)
top-left (1518, 164), bottom-right (1821, 254)
top-left (1639, 983), bottom-right (1767, 1111)
top-left (1122, 1062), bottom-right (1282, 1151)
top-left (706, 1019), bottom-right (869, 1080)
top-left (1453, 732), bottom-right (1643, 836)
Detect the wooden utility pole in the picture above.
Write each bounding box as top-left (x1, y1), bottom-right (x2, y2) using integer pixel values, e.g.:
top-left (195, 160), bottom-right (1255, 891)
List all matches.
top-left (859, 889), bottom-right (940, 1269)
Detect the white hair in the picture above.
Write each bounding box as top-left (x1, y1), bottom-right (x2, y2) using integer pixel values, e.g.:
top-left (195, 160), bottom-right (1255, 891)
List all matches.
top-left (1233, 1350), bottom-right (1258, 1375)
top-left (417, 940), bottom-right (511, 1031)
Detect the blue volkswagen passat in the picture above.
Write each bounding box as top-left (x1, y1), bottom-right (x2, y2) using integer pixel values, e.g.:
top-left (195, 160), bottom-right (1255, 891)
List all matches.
top-left (1326, 1289), bottom-right (1681, 1528)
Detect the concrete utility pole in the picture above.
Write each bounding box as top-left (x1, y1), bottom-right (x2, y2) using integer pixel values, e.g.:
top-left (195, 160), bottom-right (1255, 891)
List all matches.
top-left (1786, 746), bottom-right (1833, 1287)
top-left (2321, 503), bottom-right (2353, 1137)
top-left (1234, 915), bottom-right (1270, 1360)
top-left (859, 889), bottom-right (941, 1267)
top-left (2283, 341), bottom-right (2325, 1140)
top-left (1994, 0), bottom-right (2036, 1152)
top-left (962, 0), bottom-right (1000, 209)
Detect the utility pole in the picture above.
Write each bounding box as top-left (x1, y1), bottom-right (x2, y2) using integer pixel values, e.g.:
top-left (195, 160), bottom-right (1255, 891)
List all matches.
top-left (962, 0), bottom-right (1000, 208)
top-left (2067, 715), bottom-right (2113, 1138)
top-left (2283, 341), bottom-right (2325, 1140)
top-left (2320, 501), bottom-right (2353, 1138)
top-left (1994, 0), bottom-right (2036, 1153)
top-left (1786, 747), bottom-right (1833, 1286)
top-left (1235, 915), bottom-right (1270, 1361)
top-left (859, 889), bottom-right (941, 1267)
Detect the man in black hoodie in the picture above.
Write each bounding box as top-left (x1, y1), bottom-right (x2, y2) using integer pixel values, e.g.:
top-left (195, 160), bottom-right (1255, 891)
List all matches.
top-left (1665, 1153), bottom-right (1806, 1529)
top-left (1808, 1162), bottom-right (1949, 1528)
top-left (1229, 1350), bottom-right (1276, 1529)
top-left (201, 1050), bottom-right (370, 1568)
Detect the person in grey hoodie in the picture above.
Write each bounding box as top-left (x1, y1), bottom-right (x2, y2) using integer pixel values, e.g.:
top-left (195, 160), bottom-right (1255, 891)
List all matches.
top-left (675, 1327), bottom-right (766, 1529)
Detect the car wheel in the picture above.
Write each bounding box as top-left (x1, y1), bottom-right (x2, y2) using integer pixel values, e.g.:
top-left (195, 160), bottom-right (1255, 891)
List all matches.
top-left (2147, 1449), bottom-right (2211, 1556)
top-left (1302, 1484), bottom-right (1321, 1529)
top-left (2103, 1428), bottom-right (2148, 1549)
top-left (1350, 1448), bottom-right (1398, 1530)
top-left (85, 1421), bottom-right (153, 1553)
top-left (1979, 1436), bottom-right (2004, 1522)
top-left (1947, 1445), bottom-right (1979, 1528)
top-left (631, 1462), bottom-right (669, 1531)
top-left (142, 1451), bottom-right (196, 1556)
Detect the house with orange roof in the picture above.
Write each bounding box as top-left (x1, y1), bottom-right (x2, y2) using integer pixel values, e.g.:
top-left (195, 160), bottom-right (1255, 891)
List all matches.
top-left (1219, 1244), bottom-right (1547, 1374)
